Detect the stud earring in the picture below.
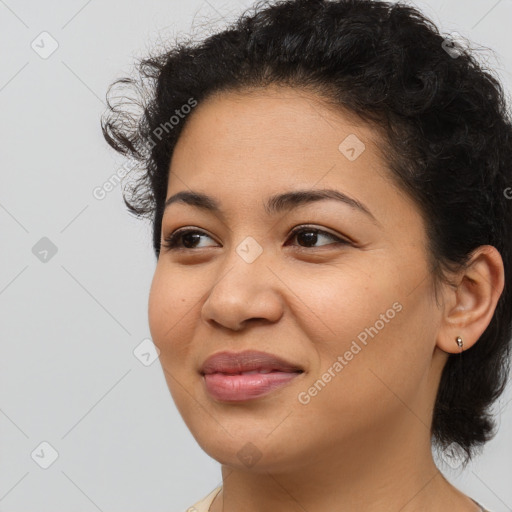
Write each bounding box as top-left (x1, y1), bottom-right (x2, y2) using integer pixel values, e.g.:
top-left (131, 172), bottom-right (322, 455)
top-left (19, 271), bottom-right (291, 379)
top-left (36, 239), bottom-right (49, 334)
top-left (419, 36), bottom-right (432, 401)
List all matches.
top-left (456, 336), bottom-right (463, 349)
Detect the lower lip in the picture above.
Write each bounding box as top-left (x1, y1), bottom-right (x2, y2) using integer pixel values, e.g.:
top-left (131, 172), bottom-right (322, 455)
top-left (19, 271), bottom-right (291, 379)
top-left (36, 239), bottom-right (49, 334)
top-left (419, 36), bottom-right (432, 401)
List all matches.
top-left (203, 371), bottom-right (302, 402)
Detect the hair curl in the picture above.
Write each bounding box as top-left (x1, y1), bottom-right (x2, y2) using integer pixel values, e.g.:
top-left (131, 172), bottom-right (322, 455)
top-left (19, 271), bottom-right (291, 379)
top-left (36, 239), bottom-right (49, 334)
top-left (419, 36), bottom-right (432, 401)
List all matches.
top-left (101, 0), bottom-right (512, 465)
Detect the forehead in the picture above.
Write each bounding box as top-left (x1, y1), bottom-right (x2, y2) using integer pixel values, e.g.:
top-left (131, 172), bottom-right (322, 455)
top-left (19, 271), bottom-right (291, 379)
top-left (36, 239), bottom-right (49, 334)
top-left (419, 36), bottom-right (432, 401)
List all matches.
top-left (170, 86), bottom-right (382, 185)
top-left (176, 85), bottom-right (373, 155)
top-left (166, 86), bottom-right (421, 234)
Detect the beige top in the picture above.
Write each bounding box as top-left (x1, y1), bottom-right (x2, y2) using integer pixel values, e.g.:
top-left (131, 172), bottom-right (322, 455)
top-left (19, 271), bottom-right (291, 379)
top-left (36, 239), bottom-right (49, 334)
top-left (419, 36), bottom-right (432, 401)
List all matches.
top-left (184, 486), bottom-right (221, 512)
top-left (185, 486), bottom-right (490, 512)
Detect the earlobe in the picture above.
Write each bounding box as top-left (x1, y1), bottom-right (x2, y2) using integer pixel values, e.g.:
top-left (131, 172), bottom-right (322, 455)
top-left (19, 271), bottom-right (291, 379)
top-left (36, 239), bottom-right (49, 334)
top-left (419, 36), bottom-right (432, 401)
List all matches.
top-left (435, 245), bottom-right (505, 354)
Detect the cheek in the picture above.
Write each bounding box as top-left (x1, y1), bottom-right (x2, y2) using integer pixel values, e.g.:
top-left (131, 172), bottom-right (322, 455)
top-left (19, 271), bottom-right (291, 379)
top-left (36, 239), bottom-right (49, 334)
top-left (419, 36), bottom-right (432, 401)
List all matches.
top-left (147, 264), bottom-right (198, 355)
top-left (294, 267), bottom-right (431, 413)
top-left (292, 264), bottom-right (391, 347)
top-left (147, 265), bottom-right (202, 413)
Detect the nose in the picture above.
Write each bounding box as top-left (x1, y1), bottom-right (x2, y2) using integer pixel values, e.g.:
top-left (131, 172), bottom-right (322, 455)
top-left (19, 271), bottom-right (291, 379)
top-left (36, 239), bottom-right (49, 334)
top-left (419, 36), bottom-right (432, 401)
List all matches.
top-left (200, 247), bottom-right (285, 331)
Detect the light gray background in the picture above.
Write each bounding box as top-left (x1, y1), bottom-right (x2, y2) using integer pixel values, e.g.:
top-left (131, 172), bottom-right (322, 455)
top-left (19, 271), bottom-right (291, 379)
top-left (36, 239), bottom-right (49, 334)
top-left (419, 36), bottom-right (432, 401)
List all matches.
top-left (1, 0), bottom-right (511, 511)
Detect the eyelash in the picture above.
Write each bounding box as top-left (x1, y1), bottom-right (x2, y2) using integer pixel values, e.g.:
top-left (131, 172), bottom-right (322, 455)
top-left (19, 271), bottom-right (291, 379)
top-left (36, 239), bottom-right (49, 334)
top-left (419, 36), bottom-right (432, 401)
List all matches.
top-left (161, 225), bottom-right (350, 251)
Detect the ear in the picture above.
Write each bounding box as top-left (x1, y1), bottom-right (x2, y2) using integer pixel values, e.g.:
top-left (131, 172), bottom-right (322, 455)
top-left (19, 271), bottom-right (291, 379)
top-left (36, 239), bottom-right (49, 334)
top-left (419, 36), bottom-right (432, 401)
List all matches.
top-left (436, 245), bottom-right (505, 354)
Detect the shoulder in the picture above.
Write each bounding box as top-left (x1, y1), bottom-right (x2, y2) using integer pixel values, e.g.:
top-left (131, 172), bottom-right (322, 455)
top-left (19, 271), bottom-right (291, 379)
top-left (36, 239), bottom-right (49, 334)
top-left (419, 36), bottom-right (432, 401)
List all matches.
top-left (183, 486), bottom-right (222, 512)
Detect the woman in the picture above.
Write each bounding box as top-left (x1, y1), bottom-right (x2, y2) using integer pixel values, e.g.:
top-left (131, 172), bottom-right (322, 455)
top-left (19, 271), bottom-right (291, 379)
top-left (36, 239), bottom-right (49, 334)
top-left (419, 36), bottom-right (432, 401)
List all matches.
top-left (101, 0), bottom-right (512, 510)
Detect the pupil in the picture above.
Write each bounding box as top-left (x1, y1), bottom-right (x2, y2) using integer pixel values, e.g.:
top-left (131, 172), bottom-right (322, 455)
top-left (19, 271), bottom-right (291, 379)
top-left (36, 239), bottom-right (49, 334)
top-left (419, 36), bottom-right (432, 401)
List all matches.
top-left (298, 230), bottom-right (317, 247)
top-left (183, 233), bottom-right (200, 248)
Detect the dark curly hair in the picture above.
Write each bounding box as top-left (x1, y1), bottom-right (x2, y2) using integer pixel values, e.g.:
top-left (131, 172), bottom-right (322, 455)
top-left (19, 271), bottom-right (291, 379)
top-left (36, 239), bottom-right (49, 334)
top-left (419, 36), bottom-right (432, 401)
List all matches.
top-left (101, 0), bottom-right (512, 465)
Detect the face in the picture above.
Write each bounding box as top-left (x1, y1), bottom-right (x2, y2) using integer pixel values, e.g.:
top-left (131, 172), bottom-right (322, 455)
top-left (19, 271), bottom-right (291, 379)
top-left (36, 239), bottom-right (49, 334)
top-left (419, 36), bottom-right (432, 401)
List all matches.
top-left (148, 86), bottom-right (445, 472)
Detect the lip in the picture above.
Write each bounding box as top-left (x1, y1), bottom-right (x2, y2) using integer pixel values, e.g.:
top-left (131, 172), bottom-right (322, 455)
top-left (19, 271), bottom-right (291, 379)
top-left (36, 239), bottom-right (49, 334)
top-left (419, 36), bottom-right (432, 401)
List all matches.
top-left (200, 350), bottom-right (304, 402)
top-left (200, 349), bottom-right (304, 375)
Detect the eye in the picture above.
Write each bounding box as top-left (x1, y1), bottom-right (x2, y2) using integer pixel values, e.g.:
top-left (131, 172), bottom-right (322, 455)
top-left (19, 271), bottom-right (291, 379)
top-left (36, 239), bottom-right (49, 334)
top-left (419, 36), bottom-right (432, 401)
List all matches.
top-left (286, 225), bottom-right (350, 249)
top-left (161, 228), bottom-right (218, 251)
top-left (161, 225), bottom-right (349, 251)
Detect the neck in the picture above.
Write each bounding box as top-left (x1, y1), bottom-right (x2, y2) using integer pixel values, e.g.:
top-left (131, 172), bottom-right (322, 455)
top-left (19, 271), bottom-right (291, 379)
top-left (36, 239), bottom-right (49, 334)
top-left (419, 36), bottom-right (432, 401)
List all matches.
top-left (209, 413), bottom-right (479, 512)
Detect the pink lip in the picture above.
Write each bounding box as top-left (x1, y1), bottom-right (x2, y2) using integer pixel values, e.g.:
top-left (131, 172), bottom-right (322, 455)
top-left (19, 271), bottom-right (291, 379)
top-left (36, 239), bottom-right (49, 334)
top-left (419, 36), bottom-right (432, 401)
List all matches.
top-left (203, 371), bottom-right (302, 401)
top-left (199, 350), bottom-right (304, 402)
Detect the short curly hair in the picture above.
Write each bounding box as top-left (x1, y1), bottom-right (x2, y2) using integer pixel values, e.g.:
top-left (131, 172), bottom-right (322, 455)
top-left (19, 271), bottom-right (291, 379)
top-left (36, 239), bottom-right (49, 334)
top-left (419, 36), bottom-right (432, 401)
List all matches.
top-left (101, 0), bottom-right (512, 465)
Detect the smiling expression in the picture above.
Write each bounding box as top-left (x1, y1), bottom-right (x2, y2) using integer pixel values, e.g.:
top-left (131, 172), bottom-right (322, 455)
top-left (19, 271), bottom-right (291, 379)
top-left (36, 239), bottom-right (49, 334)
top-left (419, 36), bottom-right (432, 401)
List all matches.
top-left (147, 85), bottom-right (446, 471)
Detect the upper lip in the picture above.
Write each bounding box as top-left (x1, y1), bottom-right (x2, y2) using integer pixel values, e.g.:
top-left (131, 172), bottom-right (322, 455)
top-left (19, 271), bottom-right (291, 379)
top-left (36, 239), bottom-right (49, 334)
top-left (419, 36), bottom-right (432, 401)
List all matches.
top-left (200, 350), bottom-right (304, 375)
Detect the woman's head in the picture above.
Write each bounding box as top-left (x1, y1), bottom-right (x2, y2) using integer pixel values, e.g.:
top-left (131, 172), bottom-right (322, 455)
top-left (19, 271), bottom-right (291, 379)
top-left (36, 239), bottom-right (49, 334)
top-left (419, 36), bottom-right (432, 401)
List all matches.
top-left (102, 0), bottom-right (512, 468)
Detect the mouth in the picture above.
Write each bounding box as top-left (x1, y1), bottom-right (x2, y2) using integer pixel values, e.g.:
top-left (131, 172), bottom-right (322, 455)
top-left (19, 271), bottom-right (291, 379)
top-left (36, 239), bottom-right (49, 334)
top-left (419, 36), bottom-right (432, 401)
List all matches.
top-left (199, 350), bottom-right (305, 402)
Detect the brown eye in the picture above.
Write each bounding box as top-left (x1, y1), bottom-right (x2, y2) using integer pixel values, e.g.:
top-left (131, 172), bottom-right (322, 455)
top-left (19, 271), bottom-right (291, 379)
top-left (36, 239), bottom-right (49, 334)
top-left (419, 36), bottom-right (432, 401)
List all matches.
top-left (161, 229), bottom-right (218, 250)
top-left (160, 225), bottom-right (350, 251)
top-left (287, 226), bottom-right (350, 248)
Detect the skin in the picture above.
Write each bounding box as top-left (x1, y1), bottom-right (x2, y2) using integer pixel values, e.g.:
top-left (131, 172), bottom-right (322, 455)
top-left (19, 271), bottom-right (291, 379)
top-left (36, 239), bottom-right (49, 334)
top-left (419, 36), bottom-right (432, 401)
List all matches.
top-left (148, 85), bottom-right (504, 512)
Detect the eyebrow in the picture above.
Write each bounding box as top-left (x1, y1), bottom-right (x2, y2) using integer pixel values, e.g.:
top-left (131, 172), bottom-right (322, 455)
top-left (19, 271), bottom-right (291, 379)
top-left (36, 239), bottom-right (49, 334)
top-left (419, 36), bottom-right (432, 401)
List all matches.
top-left (163, 188), bottom-right (381, 226)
